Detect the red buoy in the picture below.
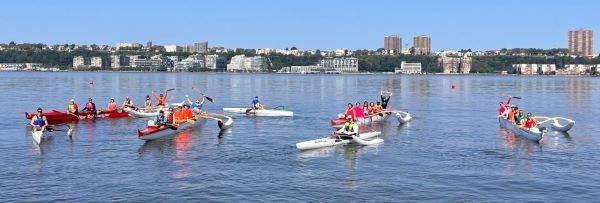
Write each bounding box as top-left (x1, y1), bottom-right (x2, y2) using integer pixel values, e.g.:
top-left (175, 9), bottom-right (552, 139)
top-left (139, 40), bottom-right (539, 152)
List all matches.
top-left (451, 84), bottom-right (456, 89)
top-left (89, 80), bottom-right (94, 85)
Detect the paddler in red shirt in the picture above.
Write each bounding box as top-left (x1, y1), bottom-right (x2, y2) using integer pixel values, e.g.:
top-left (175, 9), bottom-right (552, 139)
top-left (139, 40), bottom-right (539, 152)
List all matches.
top-left (498, 96), bottom-right (512, 116)
top-left (524, 112), bottom-right (538, 129)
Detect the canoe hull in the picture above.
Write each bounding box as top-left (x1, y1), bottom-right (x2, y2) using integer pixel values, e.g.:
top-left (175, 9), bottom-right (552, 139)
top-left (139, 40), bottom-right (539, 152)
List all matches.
top-left (32, 130), bottom-right (43, 144)
top-left (25, 109), bottom-right (128, 123)
top-left (331, 114), bottom-right (390, 129)
top-left (296, 131), bottom-right (382, 150)
top-left (223, 108), bottom-right (293, 117)
top-left (498, 118), bottom-right (545, 142)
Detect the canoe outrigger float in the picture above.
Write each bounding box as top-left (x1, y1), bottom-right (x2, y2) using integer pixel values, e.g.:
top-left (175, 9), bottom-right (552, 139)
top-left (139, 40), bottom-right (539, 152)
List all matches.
top-left (223, 107), bottom-right (293, 117)
top-left (533, 116), bottom-right (576, 132)
top-left (330, 110), bottom-right (412, 129)
top-left (296, 131), bottom-right (383, 150)
top-left (136, 113), bottom-right (233, 141)
top-left (498, 118), bottom-right (547, 142)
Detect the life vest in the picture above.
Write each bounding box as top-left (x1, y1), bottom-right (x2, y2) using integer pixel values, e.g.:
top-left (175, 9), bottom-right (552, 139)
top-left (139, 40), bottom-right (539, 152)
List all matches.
top-left (107, 102), bottom-right (117, 111)
top-left (345, 122), bottom-right (354, 132)
top-left (86, 102), bottom-right (94, 110)
top-left (155, 115), bottom-right (167, 124)
top-left (145, 99), bottom-right (152, 107)
top-left (68, 104), bottom-right (77, 112)
top-left (167, 113), bottom-right (173, 123)
top-left (157, 98), bottom-right (165, 106)
top-left (33, 115), bottom-right (46, 126)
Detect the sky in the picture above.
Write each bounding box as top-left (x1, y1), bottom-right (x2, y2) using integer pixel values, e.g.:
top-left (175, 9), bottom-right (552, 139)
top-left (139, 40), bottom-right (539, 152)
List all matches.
top-left (1, 0), bottom-right (599, 52)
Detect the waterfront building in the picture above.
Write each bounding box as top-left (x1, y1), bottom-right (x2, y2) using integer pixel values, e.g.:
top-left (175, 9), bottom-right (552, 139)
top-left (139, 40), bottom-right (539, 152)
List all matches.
top-left (256, 48), bottom-right (276, 55)
top-left (384, 35), bottom-right (402, 54)
top-left (227, 55), bottom-right (268, 71)
top-left (205, 55), bottom-right (226, 71)
top-left (512, 64), bottom-right (539, 75)
top-left (73, 56), bottom-right (88, 68)
top-left (164, 45), bottom-right (182, 52)
top-left (556, 64), bottom-right (599, 75)
top-left (132, 54), bottom-right (173, 68)
top-left (413, 35), bottom-right (431, 55)
top-left (116, 43), bottom-right (142, 50)
top-left (438, 56), bottom-right (471, 74)
top-left (90, 57), bottom-right (105, 68)
top-left (335, 48), bottom-right (348, 56)
top-left (320, 57), bottom-right (359, 72)
top-left (0, 63), bottom-right (43, 71)
top-left (111, 55), bottom-right (130, 69)
top-left (194, 41), bottom-right (208, 53)
top-left (395, 61), bottom-right (422, 74)
top-left (174, 54), bottom-right (205, 71)
top-left (568, 29), bottom-right (594, 57)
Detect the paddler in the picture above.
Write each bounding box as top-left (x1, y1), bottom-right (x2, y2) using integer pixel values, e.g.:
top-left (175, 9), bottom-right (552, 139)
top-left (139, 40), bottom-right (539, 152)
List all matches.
top-left (498, 96), bottom-right (512, 116)
top-left (67, 99), bottom-right (79, 115)
top-left (152, 90), bottom-right (168, 107)
top-left (143, 95), bottom-right (153, 108)
top-left (105, 98), bottom-right (118, 112)
top-left (515, 110), bottom-right (526, 126)
top-left (524, 112), bottom-right (538, 129)
top-left (174, 105), bottom-right (187, 124)
top-left (186, 95), bottom-right (206, 114)
top-left (154, 110), bottom-right (168, 127)
top-left (121, 96), bottom-right (134, 109)
top-left (353, 102), bottom-right (365, 122)
top-left (336, 116), bottom-right (358, 137)
top-left (30, 108), bottom-right (48, 132)
top-left (251, 96), bottom-right (264, 110)
top-left (380, 91), bottom-right (392, 110)
top-left (344, 103), bottom-right (355, 119)
top-left (183, 104), bottom-right (194, 119)
top-left (81, 98), bottom-right (97, 113)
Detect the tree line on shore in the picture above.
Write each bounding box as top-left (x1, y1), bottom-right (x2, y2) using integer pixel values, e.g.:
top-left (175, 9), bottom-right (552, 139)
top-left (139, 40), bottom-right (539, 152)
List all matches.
top-left (0, 49), bottom-right (599, 73)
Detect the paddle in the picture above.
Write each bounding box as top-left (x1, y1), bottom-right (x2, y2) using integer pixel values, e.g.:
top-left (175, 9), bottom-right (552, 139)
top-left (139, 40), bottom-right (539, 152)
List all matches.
top-left (191, 87), bottom-right (214, 103)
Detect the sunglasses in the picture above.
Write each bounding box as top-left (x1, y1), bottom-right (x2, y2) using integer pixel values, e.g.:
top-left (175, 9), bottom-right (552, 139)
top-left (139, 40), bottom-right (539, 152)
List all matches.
top-left (37, 111), bottom-right (42, 113)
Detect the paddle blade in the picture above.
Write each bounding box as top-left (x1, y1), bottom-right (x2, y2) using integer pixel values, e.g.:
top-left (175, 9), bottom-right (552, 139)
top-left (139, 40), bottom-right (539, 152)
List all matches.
top-left (166, 88), bottom-right (175, 92)
top-left (205, 96), bottom-right (214, 103)
top-left (245, 109), bottom-right (252, 114)
top-left (512, 96), bottom-right (522, 99)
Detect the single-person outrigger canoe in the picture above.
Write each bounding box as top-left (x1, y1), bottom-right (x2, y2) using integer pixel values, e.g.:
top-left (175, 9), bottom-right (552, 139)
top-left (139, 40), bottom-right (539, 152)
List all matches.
top-left (296, 131), bottom-right (383, 150)
top-left (223, 108), bottom-right (293, 117)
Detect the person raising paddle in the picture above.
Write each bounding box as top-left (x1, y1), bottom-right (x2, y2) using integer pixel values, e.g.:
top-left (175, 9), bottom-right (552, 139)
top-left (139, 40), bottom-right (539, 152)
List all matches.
top-left (152, 90), bottom-right (168, 107)
top-left (380, 91), bottom-right (392, 110)
top-left (30, 108), bottom-right (48, 132)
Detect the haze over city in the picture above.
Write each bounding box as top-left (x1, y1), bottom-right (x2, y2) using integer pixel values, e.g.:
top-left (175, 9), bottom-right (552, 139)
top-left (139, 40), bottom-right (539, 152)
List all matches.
top-left (2, 0), bottom-right (599, 51)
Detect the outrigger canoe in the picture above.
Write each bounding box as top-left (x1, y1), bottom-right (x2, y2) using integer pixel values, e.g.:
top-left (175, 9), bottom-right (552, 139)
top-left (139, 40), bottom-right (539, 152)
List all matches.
top-left (296, 131), bottom-right (383, 150)
top-left (126, 102), bottom-right (185, 118)
top-left (498, 118), bottom-right (546, 142)
top-left (137, 113), bottom-right (234, 141)
top-left (223, 108), bottom-right (293, 117)
top-left (25, 109), bottom-right (128, 123)
top-left (330, 110), bottom-right (412, 128)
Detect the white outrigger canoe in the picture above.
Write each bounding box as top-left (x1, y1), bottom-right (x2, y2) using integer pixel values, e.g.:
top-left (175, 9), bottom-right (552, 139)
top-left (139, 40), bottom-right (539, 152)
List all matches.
top-left (498, 118), bottom-right (546, 142)
top-left (296, 131), bottom-right (383, 150)
top-left (223, 108), bottom-right (293, 117)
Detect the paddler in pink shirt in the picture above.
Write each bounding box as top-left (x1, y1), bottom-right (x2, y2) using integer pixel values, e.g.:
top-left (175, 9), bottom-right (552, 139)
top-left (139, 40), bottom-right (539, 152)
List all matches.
top-left (353, 102), bottom-right (365, 122)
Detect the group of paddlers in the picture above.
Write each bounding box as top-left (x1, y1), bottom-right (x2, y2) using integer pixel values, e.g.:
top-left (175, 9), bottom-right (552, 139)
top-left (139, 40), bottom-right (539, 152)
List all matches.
top-left (498, 96), bottom-right (539, 129)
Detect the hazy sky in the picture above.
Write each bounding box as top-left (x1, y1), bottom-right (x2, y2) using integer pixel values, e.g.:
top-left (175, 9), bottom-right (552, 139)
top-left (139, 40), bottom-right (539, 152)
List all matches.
top-left (2, 0), bottom-right (599, 52)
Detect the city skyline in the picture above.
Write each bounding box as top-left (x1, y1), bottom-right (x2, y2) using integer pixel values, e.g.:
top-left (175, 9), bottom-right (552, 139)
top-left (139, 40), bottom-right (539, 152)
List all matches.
top-left (1, 0), bottom-right (599, 53)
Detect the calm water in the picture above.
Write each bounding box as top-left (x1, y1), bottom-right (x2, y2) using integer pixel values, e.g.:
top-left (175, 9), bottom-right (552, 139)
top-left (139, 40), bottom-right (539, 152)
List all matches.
top-left (1, 72), bottom-right (599, 202)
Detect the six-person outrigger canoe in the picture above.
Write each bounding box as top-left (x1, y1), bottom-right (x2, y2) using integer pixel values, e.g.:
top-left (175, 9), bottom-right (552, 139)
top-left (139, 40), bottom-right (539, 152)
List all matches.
top-left (136, 113), bottom-right (233, 141)
top-left (223, 108), bottom-right (293, 116)
top-left (498, 117), bottom-right (546, 142)
top-left (330, 110), bottom-right (412, 128)
top-left (25, 109), bottom-right (129, 123)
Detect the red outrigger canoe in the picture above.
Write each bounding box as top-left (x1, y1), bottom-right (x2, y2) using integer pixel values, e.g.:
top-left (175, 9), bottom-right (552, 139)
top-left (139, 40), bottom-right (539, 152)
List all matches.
top-left (25, 109), bottom-right (129, 123)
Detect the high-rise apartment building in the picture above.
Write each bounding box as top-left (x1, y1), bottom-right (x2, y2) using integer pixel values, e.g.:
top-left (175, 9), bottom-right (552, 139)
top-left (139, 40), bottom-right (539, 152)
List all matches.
top-left (568, 29), bottom-right (594, 57)
top-left (384, 35), bottom-right (401, 54)
top-left (413, 35), bottom-right (431, 55)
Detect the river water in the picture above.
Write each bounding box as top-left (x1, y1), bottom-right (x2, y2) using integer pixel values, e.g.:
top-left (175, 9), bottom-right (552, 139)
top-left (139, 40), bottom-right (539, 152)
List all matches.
top-left (1, 72), bottom-right (598, 202)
